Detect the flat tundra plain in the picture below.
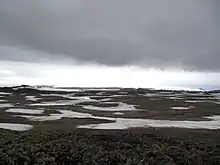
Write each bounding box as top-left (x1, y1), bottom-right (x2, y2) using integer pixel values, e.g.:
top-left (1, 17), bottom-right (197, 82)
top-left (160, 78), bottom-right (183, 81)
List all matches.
top-left (1, 86), bottom-right (220, 164)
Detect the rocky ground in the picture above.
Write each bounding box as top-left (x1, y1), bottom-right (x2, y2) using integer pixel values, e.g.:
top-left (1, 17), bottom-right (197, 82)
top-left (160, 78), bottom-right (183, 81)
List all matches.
top-left (0, 86), bottom-right (220, 164)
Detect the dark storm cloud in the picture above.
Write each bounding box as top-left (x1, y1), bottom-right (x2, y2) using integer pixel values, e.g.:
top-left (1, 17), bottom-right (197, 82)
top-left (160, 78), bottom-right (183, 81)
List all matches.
top-left (0, 0), bottom-right (219, 71)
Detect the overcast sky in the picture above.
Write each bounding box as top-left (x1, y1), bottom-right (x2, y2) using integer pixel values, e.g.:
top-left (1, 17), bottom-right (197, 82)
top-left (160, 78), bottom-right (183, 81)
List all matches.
top-left (0, 0), bottom-right (219, 71)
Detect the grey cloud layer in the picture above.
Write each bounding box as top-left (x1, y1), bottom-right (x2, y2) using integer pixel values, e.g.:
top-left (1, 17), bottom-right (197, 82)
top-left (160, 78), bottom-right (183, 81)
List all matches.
top-left (0, 0), bottom-right (220, 70)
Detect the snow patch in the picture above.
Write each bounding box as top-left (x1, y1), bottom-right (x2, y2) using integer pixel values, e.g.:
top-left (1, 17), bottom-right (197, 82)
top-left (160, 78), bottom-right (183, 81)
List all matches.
top-left (0, 103), bottom-right (13, 108)
top-left (113, 112), bottom-right (124, 115)
top-left (31, 97), bottom-right (97, 106)
top-left (83, 102), bottom-right (138, 111)
top-left (0, 123), bottom-right (33, 131)
top-left (0, 92), bottom-right (12, 95)
top-left (25, 96), bottom-right (41, 101)
top-left (6, 108), bottom-right (44, 114)
top-left (78, 115), bottom-right (220, 130)
top-left (16, 110), bottom-right (93, 121)
top-left (171, 106), bottom-right (194, 110)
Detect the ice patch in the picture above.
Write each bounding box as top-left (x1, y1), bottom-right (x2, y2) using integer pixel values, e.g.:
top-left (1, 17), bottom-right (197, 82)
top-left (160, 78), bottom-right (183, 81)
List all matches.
top-left (6, 108), bottom-right (44, 114)
top-left (0, 123), bottom-right (33, 131)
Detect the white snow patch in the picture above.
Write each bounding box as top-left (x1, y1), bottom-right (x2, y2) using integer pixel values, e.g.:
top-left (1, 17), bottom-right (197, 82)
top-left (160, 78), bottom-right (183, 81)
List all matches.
top-left (0, 123), bottom-right (33, 131)
top-left (0, 92), bottom-right (12, 95)
top-left (83, 102), bottom-right (138, 111)
top-left (103, 95), bottom-right (126, 98)
top-left (26, 96), bottom-right (41, 101)
top-left (41, 93), bottom-right (124, 101)
top-left (189, 97), bottom-right (216, 100)
top-left (113, 112), bottom-right (124, 115)
top-left (78, 115), bottom-right (220, 130)
top-left (185, 100), bottom-right (209, 103)
top-left (183, 92), bottom-right (204, 96)
top-left (0, 103), bottom-right (13, 108)
top-left (212, 93), bottom-right (220, 100)
top-left (171, 106), bottom-right (194, 110)
top-left (31, 97), bottom-right (97, 106)
top-left (149, 98), bottom-right (162, 101)
top-left (143, 93), bottom-right (160, 97)
top-left (205, 115), bottom-right (220, 120)
top-left (84, 88), bottom-right (120, 91)
top-left (16, 110), bottom-right (93, 121)
top-left (167, 96), bottom-right (183, 100)
top-left (34, 86), bottom-right (82, 92)
top-left (59, 110), bottom-right (92, 118)
top-left (100, 101), bottom-right (119, 104)
top-left (17, 114), bottom-right (63, 121)
top-left (40, 93), bottom-right (66, 97)
top-left (118, 92), bottom-right (128, 94)
top-left (154, 86), bottom-right (204, 92)
top-left (99, 98), bottom-right (113, 102)
top-left (6, 108), bottom-right (44, 114)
